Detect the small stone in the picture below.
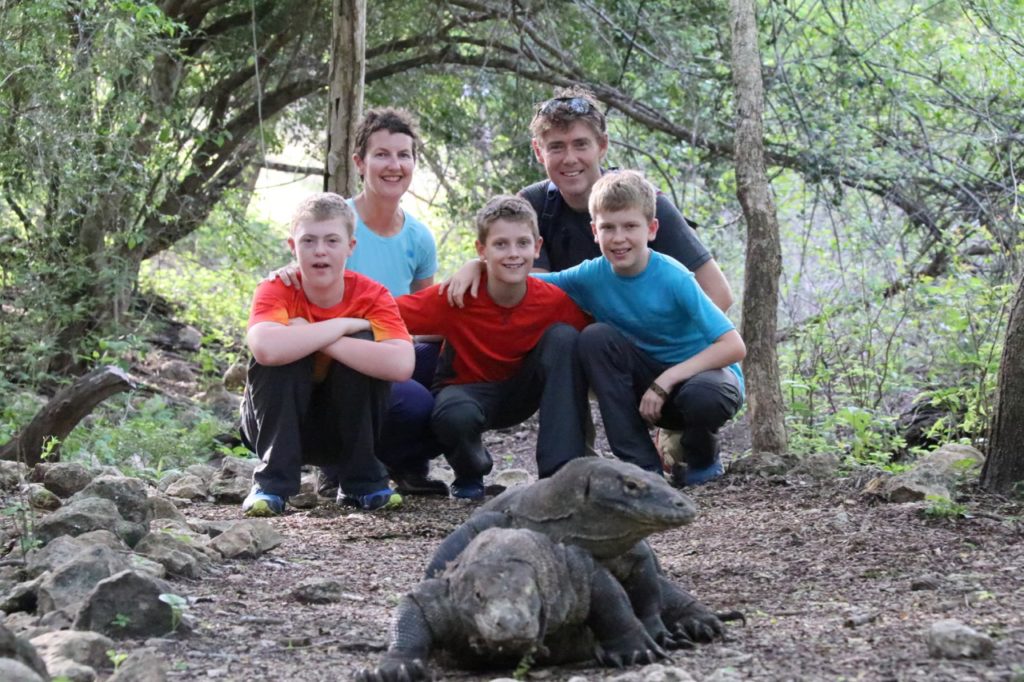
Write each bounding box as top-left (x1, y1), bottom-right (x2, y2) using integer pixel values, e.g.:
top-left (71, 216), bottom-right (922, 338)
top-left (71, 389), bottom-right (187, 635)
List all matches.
top-left (223, 362), bottom-right (248, 392)
top-left (21, 483), bottom-right (62, 511)
top-left (925, 618), bottom-right (994, 659)
top-left (291, 579), bottom-right (344, 604)
top-left (42, 462), bottom-right (93, 498)
top-left (108, 648), bottom-right (169, 682)
top-left (163, 474), bottom-right (208, 501)
top-left (492, 468), bottom-right (532, 489)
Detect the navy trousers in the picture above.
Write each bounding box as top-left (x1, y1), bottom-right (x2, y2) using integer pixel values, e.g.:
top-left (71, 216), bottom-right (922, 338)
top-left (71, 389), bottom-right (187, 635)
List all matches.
top-left (579, 323), bottom-right (742, 473)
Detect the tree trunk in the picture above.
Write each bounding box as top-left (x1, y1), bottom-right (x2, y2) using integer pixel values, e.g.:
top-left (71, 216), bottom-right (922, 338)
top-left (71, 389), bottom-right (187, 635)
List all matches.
top-left (982, 273), bottom-right (1024, 494)
top-left (0, 366), bottom-right (134, 466)
top-left (729, 0), bottom-right (787, 454)
top-left (325, 0), bottom-right (366, 197)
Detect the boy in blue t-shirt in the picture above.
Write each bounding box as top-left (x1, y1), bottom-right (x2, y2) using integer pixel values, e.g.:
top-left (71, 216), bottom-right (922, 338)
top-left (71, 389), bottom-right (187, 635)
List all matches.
top-left (538, 171), bottom-right (746, 485)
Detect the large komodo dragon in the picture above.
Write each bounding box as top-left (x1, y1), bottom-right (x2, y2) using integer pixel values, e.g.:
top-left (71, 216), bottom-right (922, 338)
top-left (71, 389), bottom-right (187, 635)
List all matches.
top-left (425, 457), bottom-right (739, 647)
top-left (356, 526), bottom-right (668, 682)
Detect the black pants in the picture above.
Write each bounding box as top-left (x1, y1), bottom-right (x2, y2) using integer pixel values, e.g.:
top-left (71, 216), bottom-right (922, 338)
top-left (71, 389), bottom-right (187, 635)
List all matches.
top-left (240, 336), bottom-right (390, 498)
top-left (579, 323), bottom-right (742, 473)
top-left (431, 323), bottom-right (587, 482)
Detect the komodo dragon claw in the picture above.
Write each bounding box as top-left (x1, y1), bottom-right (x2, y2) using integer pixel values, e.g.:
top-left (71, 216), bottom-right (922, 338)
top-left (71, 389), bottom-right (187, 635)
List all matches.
top-left (354, 658), bottom-right (428, 682)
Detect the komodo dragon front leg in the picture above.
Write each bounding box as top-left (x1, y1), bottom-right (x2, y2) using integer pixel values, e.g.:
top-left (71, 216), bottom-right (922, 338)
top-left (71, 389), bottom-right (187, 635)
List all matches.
top-left (355, 581), bottom-right (449, 682)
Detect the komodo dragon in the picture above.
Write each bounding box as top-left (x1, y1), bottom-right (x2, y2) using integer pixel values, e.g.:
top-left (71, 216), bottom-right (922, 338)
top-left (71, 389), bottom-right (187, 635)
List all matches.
top-left (355, 527), bottom-right (666, 682)
top-left (424, 457), bottom-right (739, 647)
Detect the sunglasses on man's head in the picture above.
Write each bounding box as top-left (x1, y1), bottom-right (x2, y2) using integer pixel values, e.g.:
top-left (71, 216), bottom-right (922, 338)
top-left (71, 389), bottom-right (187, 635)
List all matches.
top-left (537, 96), bottom-right (594, 116)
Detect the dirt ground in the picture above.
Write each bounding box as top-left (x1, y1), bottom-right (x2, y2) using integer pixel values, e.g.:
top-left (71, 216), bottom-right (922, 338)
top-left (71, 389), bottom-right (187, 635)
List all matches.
top-left (147, 416), bottom-right (1023, 682)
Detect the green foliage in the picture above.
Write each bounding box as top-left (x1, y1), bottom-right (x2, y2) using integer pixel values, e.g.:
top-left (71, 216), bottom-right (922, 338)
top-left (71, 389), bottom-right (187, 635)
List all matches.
top-left (159, 592), bottom-right (188, 632)
top-left (60, 395), bottom-right (229, 477)
top-left (106, 649), bottom-right (129, 671)
top-left (922, 494), bottom-right (968, 519)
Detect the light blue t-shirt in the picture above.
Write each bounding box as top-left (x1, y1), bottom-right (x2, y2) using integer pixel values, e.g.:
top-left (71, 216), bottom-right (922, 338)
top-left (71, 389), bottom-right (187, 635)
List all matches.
top-left (537, 252), bottom-right (744, 395)
top-left (345, 199), bottom-right (437, 296)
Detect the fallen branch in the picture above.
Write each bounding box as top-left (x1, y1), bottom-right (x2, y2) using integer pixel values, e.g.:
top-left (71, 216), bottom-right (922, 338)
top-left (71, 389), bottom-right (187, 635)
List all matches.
top-left (0, 365), bottom-right (135, 466)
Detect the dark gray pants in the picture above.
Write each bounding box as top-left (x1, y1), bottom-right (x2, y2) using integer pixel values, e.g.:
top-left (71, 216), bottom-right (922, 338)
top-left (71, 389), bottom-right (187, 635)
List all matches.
top-left (431, 323), bottom-right (587, 482)
top-left (240, 334), bottom-right (390, 498)
top-left (579, 323), bottom-right (742, 473)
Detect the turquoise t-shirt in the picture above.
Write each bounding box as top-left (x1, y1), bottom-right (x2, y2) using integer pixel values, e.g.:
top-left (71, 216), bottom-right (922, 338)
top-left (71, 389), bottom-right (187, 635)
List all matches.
top-left (537, 252), bottom-right (744, 395)
top-left (345, 199), bottom-right (437, 296)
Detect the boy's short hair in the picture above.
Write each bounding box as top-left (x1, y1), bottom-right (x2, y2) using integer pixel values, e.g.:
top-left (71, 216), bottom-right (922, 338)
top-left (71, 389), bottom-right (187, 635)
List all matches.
top-left (588, 170), bottom-right (657, 223)
top-left (353, 107), bottom-right (421, 160)
top-left (290, 192), bottom-right (356, 238)
top-left (475, 195), bottom-right (539, 243)
top-left (529, 85), bottom-right (606, 139)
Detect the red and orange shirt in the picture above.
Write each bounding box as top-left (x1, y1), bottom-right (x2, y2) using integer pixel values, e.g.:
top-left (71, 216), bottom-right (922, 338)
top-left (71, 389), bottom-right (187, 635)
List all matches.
top-left (398, 275), bottom-right (589, 385)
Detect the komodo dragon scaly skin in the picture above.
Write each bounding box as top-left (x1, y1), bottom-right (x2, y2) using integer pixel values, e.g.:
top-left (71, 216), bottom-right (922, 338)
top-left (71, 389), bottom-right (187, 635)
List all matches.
top-left (355, 527), bottom-right (666, 682)
top-left (424, 457), bottom-right (740, 647)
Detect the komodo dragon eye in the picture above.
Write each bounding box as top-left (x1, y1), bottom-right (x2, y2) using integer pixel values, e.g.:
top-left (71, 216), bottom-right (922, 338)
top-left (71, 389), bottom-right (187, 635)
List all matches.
top-left (623, 479), bottom-right (640, 493)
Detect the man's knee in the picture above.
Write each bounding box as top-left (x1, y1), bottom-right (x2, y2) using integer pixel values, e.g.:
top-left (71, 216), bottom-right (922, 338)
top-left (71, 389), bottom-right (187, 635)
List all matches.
top-left (675, 375), bottom-right (741, 427)
top-left (432, 394), bottom-right (486, 439)
top-left (578, 323), bottom-right (623, 366)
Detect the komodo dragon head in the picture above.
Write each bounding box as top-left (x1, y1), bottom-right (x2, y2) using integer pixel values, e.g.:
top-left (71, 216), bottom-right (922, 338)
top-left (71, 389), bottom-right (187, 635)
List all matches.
top-left (448, 529), bottom-right (548, 658)
top-left (485, 457), bottom-right (699, 559)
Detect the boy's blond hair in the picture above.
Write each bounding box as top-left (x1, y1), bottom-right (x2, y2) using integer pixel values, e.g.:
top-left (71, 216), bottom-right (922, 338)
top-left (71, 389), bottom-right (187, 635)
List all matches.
top-left (290, 192), bottom-right (356, 238)
top-left (589, 170), bottom-right (656, 223)
top-left (354, 107), bottom-right (421, 161)
top-left (475, 195), bottom-right (539, 243)
top-left (529, 85), bottom-right (606, 139)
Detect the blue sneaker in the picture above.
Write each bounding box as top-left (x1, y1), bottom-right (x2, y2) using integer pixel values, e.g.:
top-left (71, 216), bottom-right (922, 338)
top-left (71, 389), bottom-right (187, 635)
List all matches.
top-left (340, 488), bottom-right (403, 511)
top-left (242, 486), bottom-right (286, 517)
top-left (450, 478), bottom-right (485, 501)
top-left (682, 457), bottom-right (725, 486)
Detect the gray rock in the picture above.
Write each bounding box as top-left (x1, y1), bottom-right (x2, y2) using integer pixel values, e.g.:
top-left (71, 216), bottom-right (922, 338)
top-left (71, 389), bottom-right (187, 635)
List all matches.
top-left (925, 618), bottom-right (994, 659)
top-left (162, 474), bottom-right (207, 501)
top-left (36, 545), bottom-right (132, 615)
top-left (108, 648), bottom-right (169, 682)
top-left (76, 529), bottom-right (129, 551)
top-left (156, 358), bottom-right (195, 382)
top-left (46, 656), bottom-right (96, 681)
top-left (788, 452), bottom-right (841, 479)
top-left (147, 495), bottom-right (188, 522)
top-left (0, 658), bottom-right (46, 682)
top-left (876, 443), bottom-right (984, 503)
top-left (129, 553), bottom-right (168, 580)
top-left (0, 575), bottom-right (43, 614)
top-left (729, 450), bottom-right (792, 476)
top-left (133, 532), bottom-right (213, 578)
top-left (72, 475), bottom-right (152, 525)
top-left (289, 472), bottom-right (319, 509)
top-left (209, 457), bottom-right (257, 504)
top-left (492, 468), bottom-right (532, 489)
top-left (34, 497), bottom-right (145, 548)
top-left (42, 462), bottom-right (93, 498)
top-left (189, 519), bottom-right (234, 539)
top-left (21, 483), bottom-right (62, 511)
top-left (196, 384), bottom-right (242, 420)
top-left (26, 535), bottom-right (88, 578)
top-left (30, 629), bottom-right (114, 671)
top-left (209, 520), bottom-right (284, 560)
top-left (291, 578), bottom-right (344, 604)
top-left (74, 570), bottom-right (180, 638)
top-left (184, 464), bottom-right (218, 484)
top-left (0, 622), bottom-right (49, 679)
top-left (222, 362), bottom-right (248, 392)
top-left (176, 325), bottom-right (203, 351)
top-left (0, 460), bottom-right (27, 490)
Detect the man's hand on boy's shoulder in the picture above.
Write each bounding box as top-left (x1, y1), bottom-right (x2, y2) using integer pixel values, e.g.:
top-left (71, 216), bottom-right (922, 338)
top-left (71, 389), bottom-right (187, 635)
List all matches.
top-left (437, 259), bottom-right (484, 308)
top-left (265, 263), bottom-right (302, 289)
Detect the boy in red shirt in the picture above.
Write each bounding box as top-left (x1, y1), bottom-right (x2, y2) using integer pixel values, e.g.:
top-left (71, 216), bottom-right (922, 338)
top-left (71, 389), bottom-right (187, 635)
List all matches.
top-left (398, 195), bottom-right (590, 500)
top-left (241, 193), bottom-right (414, 516)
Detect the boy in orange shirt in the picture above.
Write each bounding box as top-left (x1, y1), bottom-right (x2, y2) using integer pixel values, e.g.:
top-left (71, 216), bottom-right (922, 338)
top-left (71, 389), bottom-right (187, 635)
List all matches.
top-left (397, 196), bottom-right (590, 500)
top-left (241, 193), bottom-right (414, 516)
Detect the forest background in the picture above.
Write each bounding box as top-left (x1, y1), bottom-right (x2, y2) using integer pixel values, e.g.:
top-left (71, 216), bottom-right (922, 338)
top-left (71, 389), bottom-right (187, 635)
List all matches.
top-left (0, 0), bottom-right (1022, 496)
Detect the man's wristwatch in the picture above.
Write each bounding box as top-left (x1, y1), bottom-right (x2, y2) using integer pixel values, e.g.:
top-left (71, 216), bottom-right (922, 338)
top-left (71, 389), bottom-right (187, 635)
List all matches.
top-left (649, 381), bottom-right (670, 400)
